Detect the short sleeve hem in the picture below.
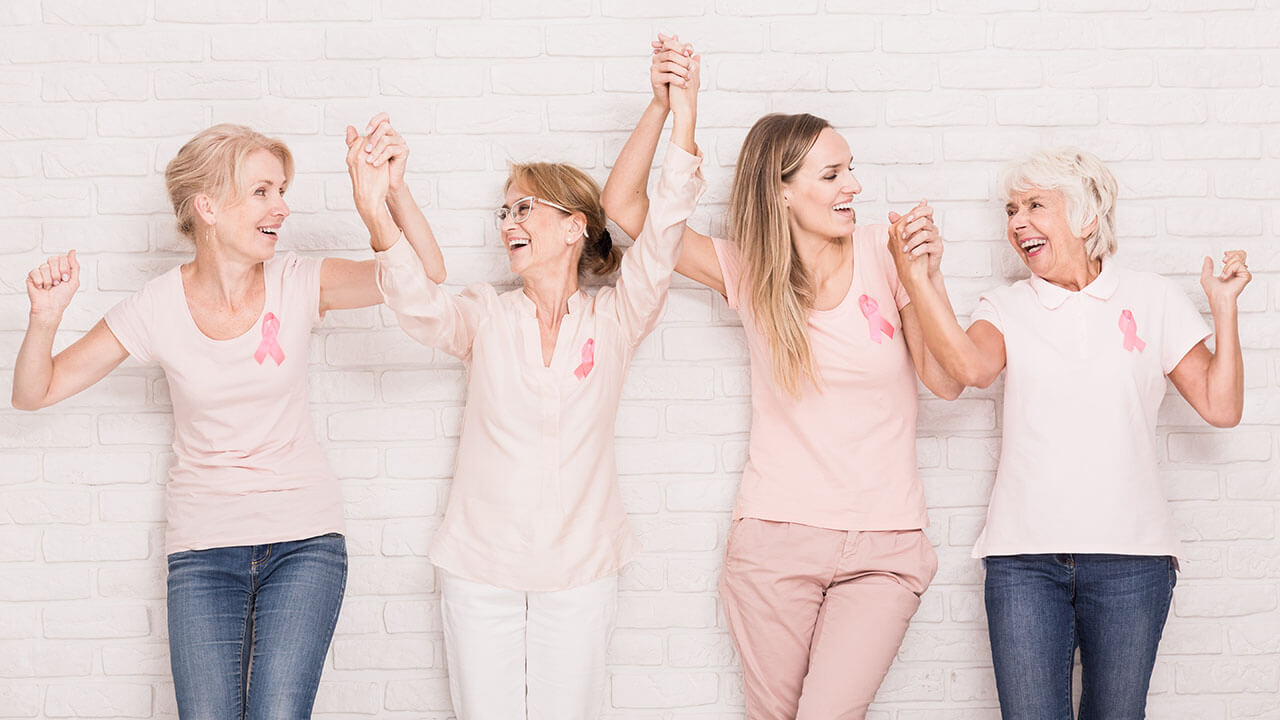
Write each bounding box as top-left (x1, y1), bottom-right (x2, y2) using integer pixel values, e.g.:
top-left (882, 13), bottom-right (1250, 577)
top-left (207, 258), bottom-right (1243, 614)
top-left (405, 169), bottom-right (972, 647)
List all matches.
top-left (970, 295), bottom-right (1003, 333)
top-left (710, 237), bottom-right (740, 309)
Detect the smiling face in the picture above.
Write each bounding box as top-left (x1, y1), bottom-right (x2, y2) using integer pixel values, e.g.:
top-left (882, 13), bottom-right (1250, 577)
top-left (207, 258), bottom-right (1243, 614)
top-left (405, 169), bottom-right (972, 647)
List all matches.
top-left (1005, 187), bottom-right (1096, 284)
top-left (781, 127), bottom-right (863, 242)
top-left (500, 184), bottom-right (583, 279)
top-left (206, 148), bottom-right (290, 263)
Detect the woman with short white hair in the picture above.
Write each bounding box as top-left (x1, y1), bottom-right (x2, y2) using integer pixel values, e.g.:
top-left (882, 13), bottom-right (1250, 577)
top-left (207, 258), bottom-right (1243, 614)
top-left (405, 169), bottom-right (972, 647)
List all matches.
top-left (888, 146), bottom-right (1249, 718)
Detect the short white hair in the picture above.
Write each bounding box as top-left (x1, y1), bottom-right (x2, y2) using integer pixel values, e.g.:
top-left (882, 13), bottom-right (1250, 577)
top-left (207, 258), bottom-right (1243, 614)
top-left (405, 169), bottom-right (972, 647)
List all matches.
top-left (1000, 147), bottom-right (1118, 260)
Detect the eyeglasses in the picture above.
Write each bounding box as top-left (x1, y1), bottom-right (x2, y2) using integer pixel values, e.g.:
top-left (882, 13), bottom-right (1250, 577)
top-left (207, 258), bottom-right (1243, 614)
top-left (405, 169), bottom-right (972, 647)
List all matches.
top-left (494, 196), bottom-right (570, 228)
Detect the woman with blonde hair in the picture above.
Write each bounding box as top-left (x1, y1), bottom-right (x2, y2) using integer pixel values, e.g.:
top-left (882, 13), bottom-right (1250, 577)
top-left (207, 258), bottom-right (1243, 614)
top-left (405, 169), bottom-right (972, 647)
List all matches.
top-left (352, 52), bottom-right (705, 720)
top-left (603, 35), bottom-right (960, 719)
top-left (887, 146), bottom-right (1249, 718)
top-left (13, 116), bottom-right (430, 718)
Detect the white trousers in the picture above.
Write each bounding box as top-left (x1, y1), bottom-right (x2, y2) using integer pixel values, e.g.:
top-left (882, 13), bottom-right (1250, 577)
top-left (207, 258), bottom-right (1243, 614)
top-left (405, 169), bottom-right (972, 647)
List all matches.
top-left (438, 568), bottom-right (618, 720)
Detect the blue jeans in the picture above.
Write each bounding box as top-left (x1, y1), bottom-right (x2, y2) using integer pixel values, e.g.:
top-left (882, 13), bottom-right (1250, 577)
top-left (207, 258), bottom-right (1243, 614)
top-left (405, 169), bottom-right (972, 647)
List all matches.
top-left (167, 534), bottom-right (347, 720)
top-left (984, 554), bottom-right (1175, 720)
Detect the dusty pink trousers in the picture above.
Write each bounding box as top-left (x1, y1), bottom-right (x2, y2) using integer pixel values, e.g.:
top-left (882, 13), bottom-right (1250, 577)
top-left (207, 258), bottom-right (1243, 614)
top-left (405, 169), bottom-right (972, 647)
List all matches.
top-left (718, 518), bottom-right (938, 720)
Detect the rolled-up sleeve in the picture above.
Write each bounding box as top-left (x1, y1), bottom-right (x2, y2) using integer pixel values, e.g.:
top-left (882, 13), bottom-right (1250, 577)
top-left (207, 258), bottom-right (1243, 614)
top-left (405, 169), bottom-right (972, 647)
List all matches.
top-left (375, 237), bottom-right (489, 361)
top-left (611, 143), bottom-right (706, 347)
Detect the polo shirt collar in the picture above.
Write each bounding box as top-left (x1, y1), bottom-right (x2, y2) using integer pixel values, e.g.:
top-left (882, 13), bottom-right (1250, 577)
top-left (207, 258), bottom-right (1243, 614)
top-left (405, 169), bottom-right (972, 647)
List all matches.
top-left (1029, 256), bottom-right (1119, 309)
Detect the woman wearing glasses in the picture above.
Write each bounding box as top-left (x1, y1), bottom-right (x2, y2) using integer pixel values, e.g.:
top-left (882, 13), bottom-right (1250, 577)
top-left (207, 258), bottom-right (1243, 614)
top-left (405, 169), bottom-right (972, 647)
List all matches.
top-left (349, 59), bottom-right (704, 719)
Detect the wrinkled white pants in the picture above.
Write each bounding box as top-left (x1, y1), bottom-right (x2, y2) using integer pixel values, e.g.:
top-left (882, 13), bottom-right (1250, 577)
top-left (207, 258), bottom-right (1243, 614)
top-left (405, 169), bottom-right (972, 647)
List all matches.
top-left (438, 568), bottom-right (618, 720)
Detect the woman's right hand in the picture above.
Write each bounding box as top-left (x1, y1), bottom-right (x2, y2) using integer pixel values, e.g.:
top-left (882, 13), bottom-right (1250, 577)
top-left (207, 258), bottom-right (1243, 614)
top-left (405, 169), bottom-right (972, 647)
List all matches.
top-left (345, 125), bottom-right (390, 224)
top-left (888, 201), bottom-right (942, 288)
top-left (650, 33), bottom-right (693, 111)
top-left (27, 250), bottom-right (80, 322)
top-left (667, 47), bottom-right (701, 122)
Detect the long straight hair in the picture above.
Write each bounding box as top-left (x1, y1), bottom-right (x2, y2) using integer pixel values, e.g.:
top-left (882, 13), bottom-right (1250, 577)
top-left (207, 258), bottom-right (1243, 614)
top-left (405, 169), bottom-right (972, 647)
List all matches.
top-left (728, 113), bottom-right (832, 396)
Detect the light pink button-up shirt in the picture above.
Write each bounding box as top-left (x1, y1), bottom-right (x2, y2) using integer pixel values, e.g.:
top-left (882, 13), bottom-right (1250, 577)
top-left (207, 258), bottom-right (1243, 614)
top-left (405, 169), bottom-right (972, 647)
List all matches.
top-left (376, 145), bottom-right (704, 591)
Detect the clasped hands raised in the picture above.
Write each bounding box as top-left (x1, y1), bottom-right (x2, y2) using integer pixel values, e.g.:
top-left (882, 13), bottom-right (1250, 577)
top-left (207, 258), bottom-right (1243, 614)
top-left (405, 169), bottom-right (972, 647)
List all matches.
top-left (650, 33), bottom-right (701, 119)
top-left (345, 112), bottom-right (407, 228)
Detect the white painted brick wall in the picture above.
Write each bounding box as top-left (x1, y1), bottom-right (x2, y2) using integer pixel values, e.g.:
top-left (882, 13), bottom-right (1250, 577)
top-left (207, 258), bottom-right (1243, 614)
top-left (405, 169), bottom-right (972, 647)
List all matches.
top-left (1, 2), bottom-right (1277, 718)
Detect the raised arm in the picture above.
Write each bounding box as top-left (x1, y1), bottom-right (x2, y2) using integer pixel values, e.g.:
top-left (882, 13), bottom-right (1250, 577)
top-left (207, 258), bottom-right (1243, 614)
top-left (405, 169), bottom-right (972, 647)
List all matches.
top-left (1168, 251), bottom-right (1249, 428)
top-left (610, 54), bottom-right (707, 346)
top-left (888, 202), bottom-right (1006, 393)
top-left (601, 34), bottom-right (723, 295)
top-left (360, 113), bottom-right (446, 284)
top-left (346, 120), bottom-right (482, 359)
top-left (13, 251), bottom-right (130, 410)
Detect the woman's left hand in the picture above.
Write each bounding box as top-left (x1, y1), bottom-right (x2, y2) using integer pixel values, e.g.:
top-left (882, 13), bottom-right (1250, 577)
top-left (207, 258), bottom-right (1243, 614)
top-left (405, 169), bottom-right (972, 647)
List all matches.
top-left (361, 112), bottom-right (409, 192)
top-left (888, 200), bottom-right (942, 285)
top-left (1200, 250), bottom-right (1251, 307)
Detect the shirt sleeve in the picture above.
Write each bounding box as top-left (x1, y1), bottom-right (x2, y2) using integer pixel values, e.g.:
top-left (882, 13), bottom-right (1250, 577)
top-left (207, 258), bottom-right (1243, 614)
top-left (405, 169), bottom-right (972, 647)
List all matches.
top-left (970, 292), bottom-right (1003, 334)
top-left (103, 283), bottom-right (156, 365)
top-left (608, 143), bottom-right (707, 348)
top-left (375, 236), bottom-right (489, 361)
top-left (711, 237), bottom-right (743, 310)
top-left (1159, 276), bottom-right (1212, 375)
top-left (278, 252), bottom-right (325, 327)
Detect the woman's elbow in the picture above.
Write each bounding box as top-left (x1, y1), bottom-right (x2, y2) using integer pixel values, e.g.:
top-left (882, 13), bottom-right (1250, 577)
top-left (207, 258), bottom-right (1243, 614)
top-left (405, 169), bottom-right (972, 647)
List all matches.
top-left (11, 393), bottom-right (44, 412)
top-left (934, 383), bottom-right (962, 402)
top-left (955, 361), bottom-right (999, 391)
top-left (1206, 407), bottom-right (1243, 429)
top-left (429, 268), bottom-right (447, 284)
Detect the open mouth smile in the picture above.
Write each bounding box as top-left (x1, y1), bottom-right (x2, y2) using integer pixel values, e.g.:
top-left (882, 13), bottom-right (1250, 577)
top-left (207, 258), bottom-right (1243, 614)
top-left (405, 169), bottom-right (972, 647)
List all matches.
top-left (1019, 237), bottom-right (1046, 257)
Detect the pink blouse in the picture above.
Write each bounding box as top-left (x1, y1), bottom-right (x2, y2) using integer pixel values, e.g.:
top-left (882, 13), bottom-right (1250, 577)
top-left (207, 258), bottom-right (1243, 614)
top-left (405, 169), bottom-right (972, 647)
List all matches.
top-left (376, 145), bottom-right (705, 591)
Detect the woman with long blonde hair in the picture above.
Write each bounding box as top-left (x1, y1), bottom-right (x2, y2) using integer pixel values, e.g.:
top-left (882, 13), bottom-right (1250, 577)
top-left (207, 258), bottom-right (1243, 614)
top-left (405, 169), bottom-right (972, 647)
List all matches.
top-left (603, 35), bottom-right (959, 719)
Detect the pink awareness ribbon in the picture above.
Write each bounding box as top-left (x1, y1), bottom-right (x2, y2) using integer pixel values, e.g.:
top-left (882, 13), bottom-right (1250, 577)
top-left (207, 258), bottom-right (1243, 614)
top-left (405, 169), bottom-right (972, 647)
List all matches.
top-left (253, 312), bottom-right (286, 366)
top-left (858, 294), bottom-right (895, 344)
top-left (1118, 309), bottom-right (1146, 352)
top-left (573, 338), bottom-right (595, 379)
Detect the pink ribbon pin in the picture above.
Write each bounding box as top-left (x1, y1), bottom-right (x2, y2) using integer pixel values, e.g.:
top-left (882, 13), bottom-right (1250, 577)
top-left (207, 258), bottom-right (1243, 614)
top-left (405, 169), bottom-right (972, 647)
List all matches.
top-left (858, 294), bottom-right (895, 344)
top-left (253, 312), bottom-right (286, 366)
top-left (1118, 309), bottom-right (1146, 352)
top-left (573, 338), bottom-right (595, 379)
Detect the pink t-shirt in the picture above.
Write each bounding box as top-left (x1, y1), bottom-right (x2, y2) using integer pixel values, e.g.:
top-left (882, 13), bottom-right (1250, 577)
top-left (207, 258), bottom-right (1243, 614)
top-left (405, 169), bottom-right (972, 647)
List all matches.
top-left (713, 225), bottom-right (928, 532)
top-left (105, 253), bottom-right (344, 554)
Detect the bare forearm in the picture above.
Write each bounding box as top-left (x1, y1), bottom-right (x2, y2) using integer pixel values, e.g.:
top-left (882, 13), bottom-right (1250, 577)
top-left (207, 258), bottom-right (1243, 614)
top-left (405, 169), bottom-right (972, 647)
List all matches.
top-left (1205, 301), bottom-right (1245, 425)
top-left (905, 275), bottom-right (992, 387)
top-left (361, 204), bottom-right (402, 254)
top-left (387, 185), bottom-right (446, 283)
top-left (913, 323), bottom-right (965, 400)
top-left (13, 314), bottom-right (60, 409)
top-left (670, 104), bottom-right (696, 156)
top-left (602, 99), bottom-right (669, 239)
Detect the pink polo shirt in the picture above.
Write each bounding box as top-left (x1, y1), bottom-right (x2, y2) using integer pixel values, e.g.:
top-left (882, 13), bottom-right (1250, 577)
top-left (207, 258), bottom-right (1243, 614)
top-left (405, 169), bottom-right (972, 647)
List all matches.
top-left (969, 259), bottom-right (1211, 560)
top-left (376, 144), bottom-right (705, 591)
top-left (104, 253), bottom-right (345, 555)
top-left (713, 225), bottom-right (928, 532)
